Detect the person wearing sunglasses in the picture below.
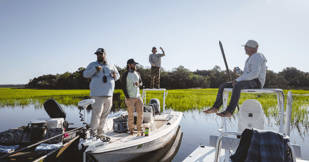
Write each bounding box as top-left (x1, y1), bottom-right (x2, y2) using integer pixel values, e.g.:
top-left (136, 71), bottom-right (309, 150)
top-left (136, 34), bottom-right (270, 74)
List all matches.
top-left (83, 48), bottom-right (120, 136)
top-left (121, 59), bottom-right (143, 135)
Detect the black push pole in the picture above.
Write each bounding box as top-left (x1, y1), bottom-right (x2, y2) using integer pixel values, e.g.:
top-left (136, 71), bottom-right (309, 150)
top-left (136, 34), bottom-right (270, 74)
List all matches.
top-left (219, 41), bottom-right (232, 81)
top-left (219, 41), bottom-right (239, 111)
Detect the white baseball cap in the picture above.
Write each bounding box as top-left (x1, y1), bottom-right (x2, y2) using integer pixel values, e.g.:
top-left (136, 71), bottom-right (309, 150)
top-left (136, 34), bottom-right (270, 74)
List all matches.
top-left (243, 40), bottom-right (259, 48)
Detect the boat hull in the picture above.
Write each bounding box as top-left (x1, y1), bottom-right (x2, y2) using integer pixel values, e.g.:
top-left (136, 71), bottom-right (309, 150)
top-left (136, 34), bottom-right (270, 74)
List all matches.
top-left (83, 111), bottom-right (183, 162)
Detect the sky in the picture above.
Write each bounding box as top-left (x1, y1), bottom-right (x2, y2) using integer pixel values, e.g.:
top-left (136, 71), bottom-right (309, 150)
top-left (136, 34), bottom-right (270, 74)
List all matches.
top-left (0, 0), bottom-right (308, 84)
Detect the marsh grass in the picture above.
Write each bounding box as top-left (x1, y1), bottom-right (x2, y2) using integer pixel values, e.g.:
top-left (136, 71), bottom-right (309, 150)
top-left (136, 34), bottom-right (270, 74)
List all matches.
top-left (1, 88), bottom-right (309, 133)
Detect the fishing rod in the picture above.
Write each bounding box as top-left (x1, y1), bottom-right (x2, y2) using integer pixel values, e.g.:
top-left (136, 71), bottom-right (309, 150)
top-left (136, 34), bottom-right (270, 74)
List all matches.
top-left (0, 126), bottom-right (83, 160)
top-left (219, 41), bottom-right (239, 111)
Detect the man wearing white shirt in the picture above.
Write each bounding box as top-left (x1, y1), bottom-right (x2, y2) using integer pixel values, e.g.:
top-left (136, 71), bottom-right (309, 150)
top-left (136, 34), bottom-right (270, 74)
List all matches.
top-left (121, 59), bottom-right (143, 135)
top-left (203, 40), bottom-right (267, 117)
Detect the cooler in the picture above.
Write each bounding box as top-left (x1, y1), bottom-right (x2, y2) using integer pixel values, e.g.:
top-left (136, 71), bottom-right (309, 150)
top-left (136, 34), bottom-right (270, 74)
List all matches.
top-left (46, 118), bottom-right (64, 129)
top-left (30, 119), bottom-right (47, 142)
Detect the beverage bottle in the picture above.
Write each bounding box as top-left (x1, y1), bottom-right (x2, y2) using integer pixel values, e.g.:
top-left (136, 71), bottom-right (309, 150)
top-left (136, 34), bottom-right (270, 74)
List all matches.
top-left (145, 126), bottom-right (149, 136)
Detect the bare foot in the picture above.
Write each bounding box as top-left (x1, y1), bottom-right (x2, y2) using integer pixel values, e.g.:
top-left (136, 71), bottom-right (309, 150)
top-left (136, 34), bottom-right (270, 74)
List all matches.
top-left (216, 111), bottom-right (232, 117)
top-left (203, 107), bottom-right (218, 114)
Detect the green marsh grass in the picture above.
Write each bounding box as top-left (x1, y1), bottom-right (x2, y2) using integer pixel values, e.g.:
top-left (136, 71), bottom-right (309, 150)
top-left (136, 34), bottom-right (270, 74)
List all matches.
top-left (1, 88), bottom-right (309, 132)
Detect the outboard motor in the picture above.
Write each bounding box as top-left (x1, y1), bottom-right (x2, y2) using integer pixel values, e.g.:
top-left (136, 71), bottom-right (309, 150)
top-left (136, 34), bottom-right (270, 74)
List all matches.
top-left (149, 98), bottom-right (160, 115)
top-left (43, 98), bottom-right (69, 130)
top-left (238, 99), bottom-right (265, 133)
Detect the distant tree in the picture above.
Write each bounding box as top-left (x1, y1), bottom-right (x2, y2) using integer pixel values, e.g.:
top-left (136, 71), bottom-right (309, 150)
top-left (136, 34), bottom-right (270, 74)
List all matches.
top-left (136, 65), bottom-right (151, 89)
top-left (27, 65), bottom-right (309, 89)
top-left (74, 67), bottom-right (90, 89)
top-left (279, 67), bottom-right (309, 87)
top-left (264, 70), bottom-right (288, 88)
top-left (207, 66), bottom-right (229, 88)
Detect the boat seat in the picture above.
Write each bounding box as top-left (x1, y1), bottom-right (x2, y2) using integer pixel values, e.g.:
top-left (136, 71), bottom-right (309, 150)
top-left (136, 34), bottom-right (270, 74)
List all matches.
top-left (238, 99), bottom-right (265, 133)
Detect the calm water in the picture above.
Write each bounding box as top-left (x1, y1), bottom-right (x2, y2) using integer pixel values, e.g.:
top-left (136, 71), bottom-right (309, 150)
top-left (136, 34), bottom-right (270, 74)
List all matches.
top-left (1, 104), bottom-right (309, 161)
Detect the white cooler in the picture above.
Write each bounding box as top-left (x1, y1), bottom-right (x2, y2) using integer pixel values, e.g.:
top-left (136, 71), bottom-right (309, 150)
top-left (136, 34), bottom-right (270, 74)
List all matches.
top-left (46, 118), bottom-right (64, 129)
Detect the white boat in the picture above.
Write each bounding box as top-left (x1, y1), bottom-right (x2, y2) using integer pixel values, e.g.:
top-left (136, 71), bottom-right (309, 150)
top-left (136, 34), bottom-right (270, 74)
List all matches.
top-left (77, 88), bottom-right (183, 162)
top-left (184, 88), bottom-right (309, 162)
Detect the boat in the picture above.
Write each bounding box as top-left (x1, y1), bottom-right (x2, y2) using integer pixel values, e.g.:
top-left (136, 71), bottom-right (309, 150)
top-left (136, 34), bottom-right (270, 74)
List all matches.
top-left (76, 88), bottom-right (183, 162)
top-left (0, 98), bottom-right (82, 162)
top-left (127, 125), bottom-right (183, 162)
top-left (183, 88), bottom-right (309, 162)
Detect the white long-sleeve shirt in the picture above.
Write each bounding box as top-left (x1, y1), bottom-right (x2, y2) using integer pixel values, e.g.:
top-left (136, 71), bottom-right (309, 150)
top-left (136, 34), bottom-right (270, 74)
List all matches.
top-left (126, 71), bottom-right (142, 98)
top-left (236, 53), bottom-right (267, 88)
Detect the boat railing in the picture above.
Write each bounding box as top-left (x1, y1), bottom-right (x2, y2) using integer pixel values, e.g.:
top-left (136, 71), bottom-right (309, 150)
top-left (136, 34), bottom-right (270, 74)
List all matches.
top-left (0, 126), bottom-right (83, 160)
top-left (222, 88), bottom-right (285, 133)
top-left (214, 131), bottom-right (296, 162)
top-left (142, 88), bottom-right (167, 114)
top-left (285, 91), bottom-right (293, 136)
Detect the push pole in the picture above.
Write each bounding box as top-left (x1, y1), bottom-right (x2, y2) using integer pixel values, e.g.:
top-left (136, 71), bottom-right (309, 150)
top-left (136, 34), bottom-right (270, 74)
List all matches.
top-left (219, 41), bottom-right (239, 112)
top-left (219, 41), bottom-right (232, 81)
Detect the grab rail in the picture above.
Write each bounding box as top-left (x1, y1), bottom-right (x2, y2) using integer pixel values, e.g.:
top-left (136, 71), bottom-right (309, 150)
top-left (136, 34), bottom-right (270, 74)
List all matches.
top-left (221, 89), bottom-right (285, 133)
top-left (0, 126), bottom-right (83, 160)
top-left (284, 91), bottom-right (293, 136)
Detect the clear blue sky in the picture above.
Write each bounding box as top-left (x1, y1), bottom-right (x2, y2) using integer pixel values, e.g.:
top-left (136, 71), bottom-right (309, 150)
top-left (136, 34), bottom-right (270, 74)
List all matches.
top-left (1, 0), bottom-right (308, 84)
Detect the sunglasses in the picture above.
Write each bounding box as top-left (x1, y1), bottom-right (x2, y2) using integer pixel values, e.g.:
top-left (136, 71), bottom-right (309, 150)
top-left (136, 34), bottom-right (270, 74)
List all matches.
top-left (96, 53), bottom-right (105, 56)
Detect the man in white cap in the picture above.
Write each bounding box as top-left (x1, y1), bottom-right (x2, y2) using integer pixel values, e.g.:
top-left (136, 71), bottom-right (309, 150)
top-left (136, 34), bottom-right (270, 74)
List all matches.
top-left (203, 40), bottom-right (267, 117)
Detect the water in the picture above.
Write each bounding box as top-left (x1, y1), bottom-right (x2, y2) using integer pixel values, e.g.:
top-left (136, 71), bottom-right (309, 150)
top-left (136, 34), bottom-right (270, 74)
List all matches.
top-left (1, 104), bottom-right (309, 161)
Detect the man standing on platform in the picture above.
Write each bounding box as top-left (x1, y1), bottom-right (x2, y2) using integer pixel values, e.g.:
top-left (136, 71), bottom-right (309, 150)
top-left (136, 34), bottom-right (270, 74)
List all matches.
top-left (203, 40), bottom-right (267, 117)
top-left (149, 47), bottom-right (165, 89)
top-left (121, 59), bottom-right (144, 135)
top-left (83, 48), bottom-right (120, 136)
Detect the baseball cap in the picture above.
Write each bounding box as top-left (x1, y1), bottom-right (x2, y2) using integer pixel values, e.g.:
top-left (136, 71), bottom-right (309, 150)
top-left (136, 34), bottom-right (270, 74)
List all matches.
top-left (127, 59), bottom-right (138, 65)
top-left (152, 47), bottom-right (156, 49)
top-left (243, 40), bottom-right (259, 48)
top-left (94, 48), bottom-right (106, 54)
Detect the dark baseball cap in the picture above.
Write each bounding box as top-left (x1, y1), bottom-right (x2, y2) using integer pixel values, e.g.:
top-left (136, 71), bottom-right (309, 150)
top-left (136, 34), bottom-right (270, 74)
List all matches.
top-left (94, 48), bottom-right (106, 54)
top-left (127, 59), bottom-right (138, 65)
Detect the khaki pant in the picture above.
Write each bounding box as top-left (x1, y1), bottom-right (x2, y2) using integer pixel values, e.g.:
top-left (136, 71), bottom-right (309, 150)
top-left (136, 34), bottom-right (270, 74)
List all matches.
top-left (125, 97), bottom-right (144, 132)
top-left (90, 96), bottom-right (113, 135)
top-left (150, 67), bottom-right (160, 88)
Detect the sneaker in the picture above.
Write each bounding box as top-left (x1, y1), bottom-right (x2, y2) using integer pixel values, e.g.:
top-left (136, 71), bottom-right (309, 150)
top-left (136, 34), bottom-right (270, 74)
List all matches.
top-left (98, 133), bottom-right (107, 138)
top-left (128, 130), bottom-right (134, 135)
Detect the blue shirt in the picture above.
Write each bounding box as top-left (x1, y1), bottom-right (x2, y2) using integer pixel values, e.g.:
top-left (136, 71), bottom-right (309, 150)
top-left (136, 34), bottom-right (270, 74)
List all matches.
top-left (83, 61), bottom-right (120, 96)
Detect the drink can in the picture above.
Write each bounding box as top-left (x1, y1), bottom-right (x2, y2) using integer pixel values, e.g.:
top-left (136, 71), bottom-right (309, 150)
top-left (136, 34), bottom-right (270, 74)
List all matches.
top-left (145, 127), bottom-right (149, 136)
top-left (235, 67), bottom-right (241, 74)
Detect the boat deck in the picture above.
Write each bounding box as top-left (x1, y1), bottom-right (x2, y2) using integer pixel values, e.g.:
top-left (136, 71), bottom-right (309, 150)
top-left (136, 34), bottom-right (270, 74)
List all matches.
top-left (104, 114), bottom-right (170, 143)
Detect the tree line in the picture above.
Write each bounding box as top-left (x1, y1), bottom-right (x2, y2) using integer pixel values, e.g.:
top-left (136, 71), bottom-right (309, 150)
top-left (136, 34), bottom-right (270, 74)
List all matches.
top-left (27, 66), bottom-right (309, 89)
